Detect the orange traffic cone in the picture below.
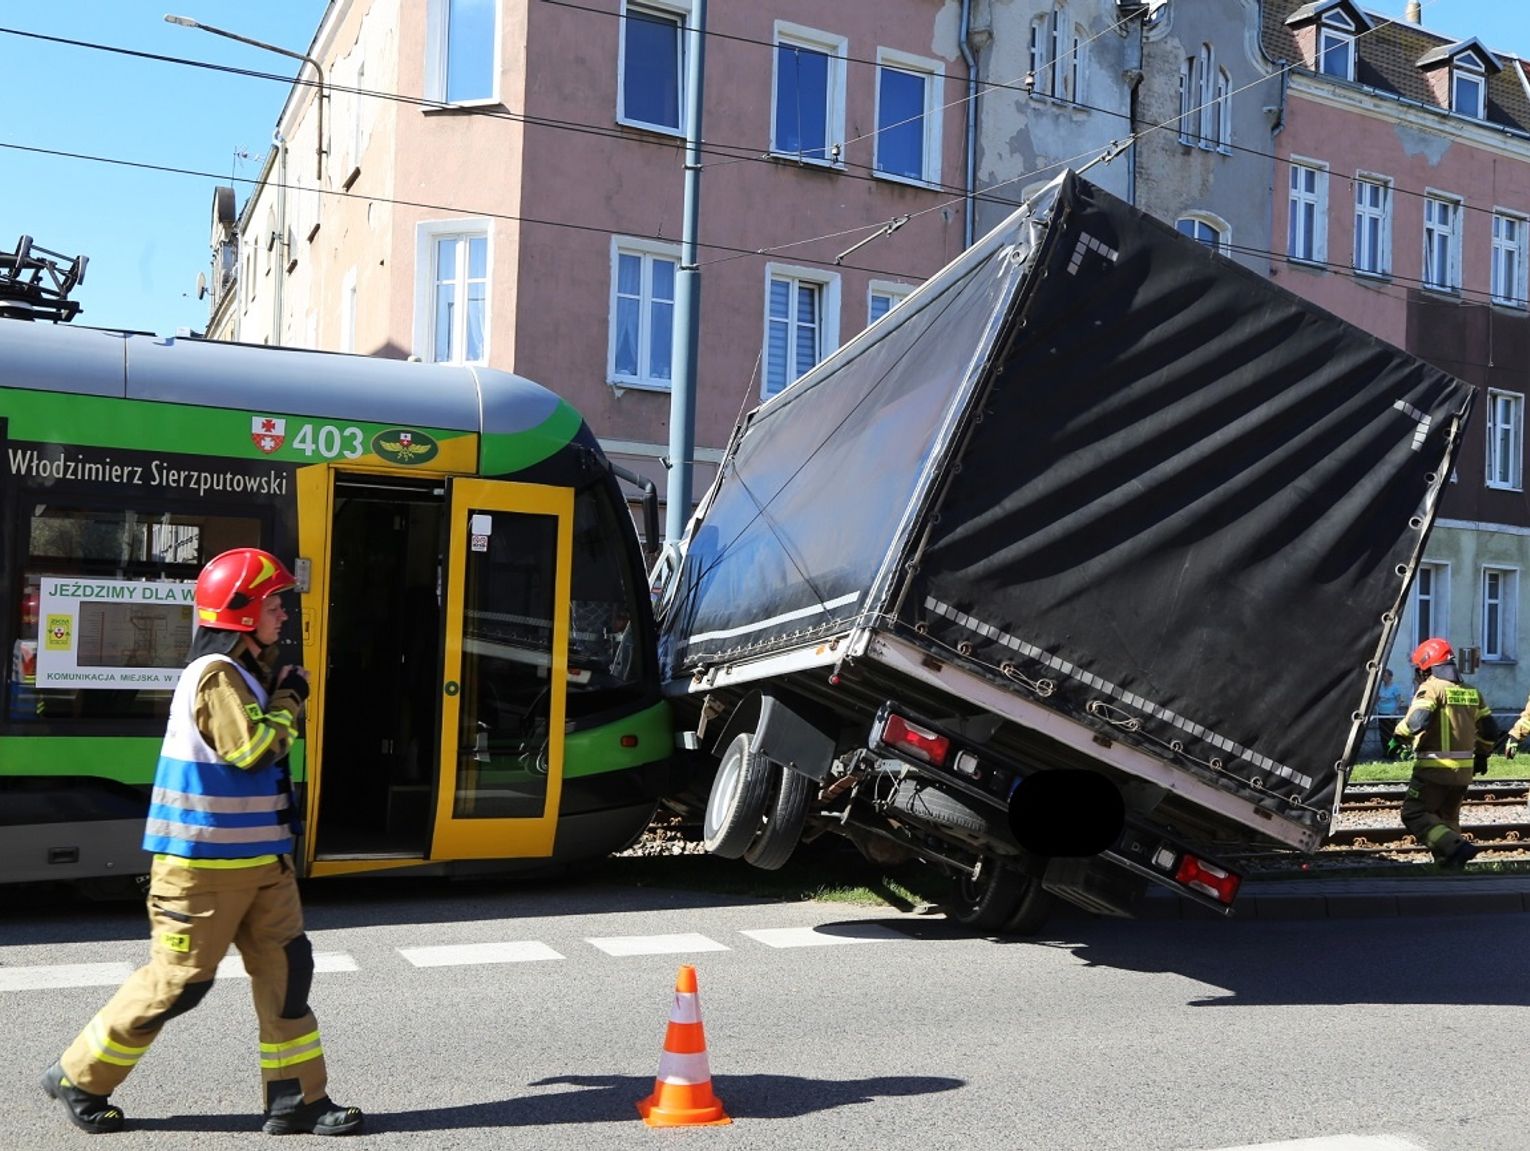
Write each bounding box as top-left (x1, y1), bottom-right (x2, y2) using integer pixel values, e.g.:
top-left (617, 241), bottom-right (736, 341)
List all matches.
top-left (636, 964), bottom-right (731, 1126)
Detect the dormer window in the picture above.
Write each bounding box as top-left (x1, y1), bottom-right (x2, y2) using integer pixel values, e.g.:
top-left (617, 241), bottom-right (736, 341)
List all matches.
top-left (1318, 11), bottom-right (1355, 81)
top-left (1286, 2), bottom-right (1371, 81)
top-left (1417, 39), bottom-right (1500, 121)
top-left (1453, 55), bottom-right (1485, 118)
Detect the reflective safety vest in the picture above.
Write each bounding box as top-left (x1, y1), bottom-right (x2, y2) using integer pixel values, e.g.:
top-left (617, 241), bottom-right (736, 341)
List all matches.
top-left (1401, 676), bottom-right (1490, 773)
top-left (142, 653), bottom-right (293, 859)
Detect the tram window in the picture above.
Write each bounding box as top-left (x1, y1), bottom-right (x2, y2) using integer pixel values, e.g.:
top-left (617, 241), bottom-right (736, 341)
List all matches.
top-left (10, 505), bottom-right (261, 724)
top-left (569, 487), bottom-right (645, 696)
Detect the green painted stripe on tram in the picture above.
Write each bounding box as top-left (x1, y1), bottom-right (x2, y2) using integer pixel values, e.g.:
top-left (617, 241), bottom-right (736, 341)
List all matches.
top-left (1, 388), bottom-right (467, 463)
top-left (0, 708), bottom-right (661, 787)
top-left (563, 700), bottom-right (672, 778)
top-left (479, 400), bottom-right (585, 476)
top-left (0, 736), bottom-right (307, 783)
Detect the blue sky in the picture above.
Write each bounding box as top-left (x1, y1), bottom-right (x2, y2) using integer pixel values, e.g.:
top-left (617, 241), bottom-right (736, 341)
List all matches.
top-left (1, 1), bottom-right (1526, 337)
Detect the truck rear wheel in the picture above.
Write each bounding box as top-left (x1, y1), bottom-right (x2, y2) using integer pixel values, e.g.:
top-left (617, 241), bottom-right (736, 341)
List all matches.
top-left (743, 763), bottom-right (810, 871)
top-left (702, 733), bottom-right (772, 858)
top-left (948, 861), bottom-right (1052, 934)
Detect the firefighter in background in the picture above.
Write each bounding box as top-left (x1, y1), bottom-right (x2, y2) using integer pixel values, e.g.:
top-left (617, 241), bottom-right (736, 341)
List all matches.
top-left (1501, 693), bottom-right (1530, 761)
top-left (1390, 637), bottom-right (1499, 870)
top-left (42, 548), bottom-right (363, 1137)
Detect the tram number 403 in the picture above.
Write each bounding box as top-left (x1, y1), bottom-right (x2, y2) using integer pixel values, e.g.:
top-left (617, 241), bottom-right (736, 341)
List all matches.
top-left (290, 423), bottom-right (366, 459)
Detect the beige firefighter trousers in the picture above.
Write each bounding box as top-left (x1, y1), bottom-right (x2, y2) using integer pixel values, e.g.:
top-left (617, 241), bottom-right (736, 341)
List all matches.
top-left (60, 854), bottom-right (329, 1108)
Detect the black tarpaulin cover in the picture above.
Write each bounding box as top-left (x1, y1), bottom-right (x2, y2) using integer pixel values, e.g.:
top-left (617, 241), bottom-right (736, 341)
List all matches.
top-left (660, 172), bottom-right (1470, 819)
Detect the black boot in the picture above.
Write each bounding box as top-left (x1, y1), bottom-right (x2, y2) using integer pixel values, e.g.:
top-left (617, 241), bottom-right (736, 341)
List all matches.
top-left (1443, 840), bottom-right (1480, 870)
top-left (262, 1096), bottom-right (365, 1137)
top-left (41, 1062), bottom-right (125, 1134)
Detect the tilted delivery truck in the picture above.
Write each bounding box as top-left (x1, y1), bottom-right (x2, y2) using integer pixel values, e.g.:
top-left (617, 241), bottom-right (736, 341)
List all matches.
top-left (651, 171), bottom-right (1474, 930)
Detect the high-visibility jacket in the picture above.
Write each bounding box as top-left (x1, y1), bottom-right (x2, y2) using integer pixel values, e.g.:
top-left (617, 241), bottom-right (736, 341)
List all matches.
top-left (1394, 674), bottom-right (1493, 780)
top-left (142, 653), bottom-right (294, 860)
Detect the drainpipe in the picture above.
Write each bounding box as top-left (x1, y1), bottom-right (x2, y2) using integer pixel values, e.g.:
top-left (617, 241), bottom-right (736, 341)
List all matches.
top-left (959, 0), bottom-right (978, 247)
top-left (1124, 14), bottom-right (1144, 205)
top-left (272, 129), bottom-right (288, 346)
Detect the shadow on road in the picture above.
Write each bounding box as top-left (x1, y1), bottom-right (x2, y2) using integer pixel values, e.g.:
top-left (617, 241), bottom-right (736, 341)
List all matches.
top-left (369, 1072), bottom-right (964, 1130)
top-left (1039, 911), bottom-right (1530, 1008)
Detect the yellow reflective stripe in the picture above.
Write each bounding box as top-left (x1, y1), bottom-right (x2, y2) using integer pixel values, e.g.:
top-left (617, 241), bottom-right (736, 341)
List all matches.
top-left (226, 724), bottom-right (277, 768)
top-left (267, 708), bottom-right (296, 732)
top-left (156, 853), bottom-right (277, 869)
top-left (87, 1017), bottom-right (148, 1066)
top-left (259, 1030), bottom-right (324, 1070)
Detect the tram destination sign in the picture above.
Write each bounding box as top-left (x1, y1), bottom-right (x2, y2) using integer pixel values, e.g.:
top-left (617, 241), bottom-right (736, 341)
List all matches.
top-left (36, 578), bottom-right (196, 689)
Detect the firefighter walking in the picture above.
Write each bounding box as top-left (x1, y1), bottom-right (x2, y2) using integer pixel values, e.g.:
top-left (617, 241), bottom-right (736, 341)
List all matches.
top-left (1391, 637), bottom-right (1498, 870)
top-left (42, 548), bottom-right (363, 1137)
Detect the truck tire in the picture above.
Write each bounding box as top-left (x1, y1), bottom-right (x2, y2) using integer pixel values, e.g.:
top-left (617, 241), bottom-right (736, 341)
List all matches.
top-left (702, 733), bottom-right (772, 858)
top-left (743, 763), bottom-right (811, 871)
top-left (948, 862), bottom-right (1046, 933)
top-left (886, 779), bottom-right (1005, 845)
top-left (1000, 877), bottom-right (1057, 936)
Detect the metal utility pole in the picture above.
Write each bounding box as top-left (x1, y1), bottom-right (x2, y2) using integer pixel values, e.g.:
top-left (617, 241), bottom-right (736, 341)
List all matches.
top-left (664, 0), bottom-right (707, 546)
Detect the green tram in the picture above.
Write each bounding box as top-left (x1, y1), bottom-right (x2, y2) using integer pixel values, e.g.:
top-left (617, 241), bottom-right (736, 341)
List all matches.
top-left (0, 319), bottom-right (671, 885)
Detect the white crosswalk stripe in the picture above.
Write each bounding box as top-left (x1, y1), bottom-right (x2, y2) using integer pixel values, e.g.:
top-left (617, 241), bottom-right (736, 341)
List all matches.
top-left (1, 922), bottom-right (915, 988)
top-left (397, 941), bottom-right (564, 967)
top-left (0, 962), bottom-right (136, 992)
top-left (585, 932), bottom-right (729, 956)
top-left (1196, 1135), bottom-right (1428, 1150)
top-left (216, 951), bottom-right (358, 978)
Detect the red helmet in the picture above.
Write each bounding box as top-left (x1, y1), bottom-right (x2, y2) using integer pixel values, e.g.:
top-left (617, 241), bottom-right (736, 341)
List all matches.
top-left (1410, 637), bottom-right (1454, 673)
top-left (195, 548), bottom-right (296, 632)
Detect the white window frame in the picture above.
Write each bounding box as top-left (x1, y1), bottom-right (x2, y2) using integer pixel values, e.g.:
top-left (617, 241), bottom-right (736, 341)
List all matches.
top-left (340, 266), bottom-right (358, 354)
top-left (1195, 44), bottom-right (1215, 149)
top-left (1452, 54), bottom-right (1486, 119)
top-left (425, 0), bottom-right (502, 106)
top-left (1486, 388), bottom-right (1524, 491)
top-left (1213, 67), bottom-right (1231, 151)
top-left (608, 236), bottom-right (680, 391)
top-left (1318, 20), bottom-right (1355, 82)
top-left (1491, 210), bottom-right (1529, 309)
top-left (770, 22), bottom-right (847, 168)
top-left (617, 0), bottom-right (692, 136)
top-left (1412, 561), bottom-right (1450, 650)
top-left (1423, 192), bottom-right (1463, 294)
top-left (873, 48), bottom-right (944, 187)
top-left (1481, 566), bottom-right (1519, 662)
top-left (867, 279), bottom-right (914, 327)
top-left (762, 262), bottom-right (840, 400)
top-left (1352, 174), bottom-right (1392, 279)
top-left (1177, 55), bottom-right (1194, 144)
top-left (412, 218), bottom-right (492, 365)
top-left (1176, 212), bottom-right (1229, 255)
top-left (1026, 6), bottom-right (1081, 101)
top-left (350, 52), bottom-right (367, 177)
top-left (1287, 158), bottom-right (1328, 266)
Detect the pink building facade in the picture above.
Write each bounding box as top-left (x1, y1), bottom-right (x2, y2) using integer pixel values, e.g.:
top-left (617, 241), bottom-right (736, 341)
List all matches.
top-left (1261, 0), bottom-right (1530, 708)
top-left (209, 0), bottom-right (972, 514)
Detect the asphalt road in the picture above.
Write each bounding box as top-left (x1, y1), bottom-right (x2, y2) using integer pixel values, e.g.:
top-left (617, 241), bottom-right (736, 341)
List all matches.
top-left (5, 876), bottom-right (1527, 1150)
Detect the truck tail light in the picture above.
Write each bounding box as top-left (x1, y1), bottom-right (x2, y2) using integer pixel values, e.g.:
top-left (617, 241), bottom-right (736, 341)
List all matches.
top-left (881, 714), bottom-right (951, 768)
top-left (1174, 854), bottom-right (1241, 905)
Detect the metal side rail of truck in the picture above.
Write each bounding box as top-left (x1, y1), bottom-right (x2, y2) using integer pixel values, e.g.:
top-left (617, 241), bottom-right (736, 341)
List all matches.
top-left (650, 170), bottom-right (1473, 933)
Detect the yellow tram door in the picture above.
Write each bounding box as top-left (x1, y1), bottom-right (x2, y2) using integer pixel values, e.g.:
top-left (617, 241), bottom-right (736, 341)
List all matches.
top-left (430, 478), bottom-right (572, 860)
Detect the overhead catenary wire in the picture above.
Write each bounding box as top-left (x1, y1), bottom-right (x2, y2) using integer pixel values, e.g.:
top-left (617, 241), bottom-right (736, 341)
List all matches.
top-left (7, 0), bottom-right (1522, 313)
top-left (7, 0), bottom-right (1517, 273)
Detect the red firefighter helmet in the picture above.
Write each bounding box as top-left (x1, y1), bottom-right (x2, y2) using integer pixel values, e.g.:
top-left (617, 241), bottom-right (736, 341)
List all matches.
top-left (1410, 637), bottom-right (1454, 673)
top-left (194, 548), bottom-right (296, 632)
